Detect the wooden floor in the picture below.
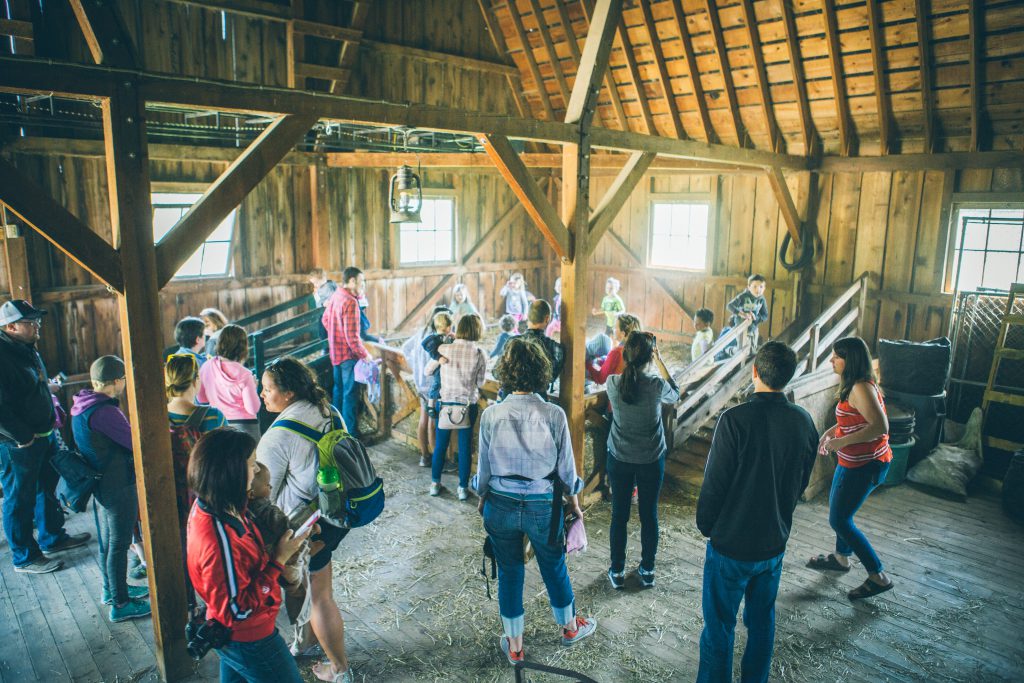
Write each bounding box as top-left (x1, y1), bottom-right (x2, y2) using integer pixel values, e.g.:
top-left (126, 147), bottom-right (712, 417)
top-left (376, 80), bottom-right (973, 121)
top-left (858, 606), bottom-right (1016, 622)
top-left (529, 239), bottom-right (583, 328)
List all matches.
top-left (2, 439), bottom-right (1023, 682)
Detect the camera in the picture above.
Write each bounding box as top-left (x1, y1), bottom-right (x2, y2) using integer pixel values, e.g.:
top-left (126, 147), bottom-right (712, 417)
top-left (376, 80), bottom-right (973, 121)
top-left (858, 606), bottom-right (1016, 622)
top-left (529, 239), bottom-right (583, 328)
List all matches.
top-left (185, 617), bottom-right (231, 660)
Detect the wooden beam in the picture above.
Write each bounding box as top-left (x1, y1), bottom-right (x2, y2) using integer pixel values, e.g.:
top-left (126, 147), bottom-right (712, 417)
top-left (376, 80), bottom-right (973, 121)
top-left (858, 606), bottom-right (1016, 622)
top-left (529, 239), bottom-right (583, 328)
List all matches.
top-left (552, 0), bottom-right (615, 130)
top-left (308, 162), bottom-right (328, 269)
top-left (507, 0), bottom-right (556, 121)
top-left (865, 0), bottom-right (891, 154)
top-left (587, 152), bottom-right (656, 252)
top-left (739, 0), bottom-right (780, 152)
top-left (155, 114), bottom-right (317, 287)
top-left (0, 18), bottom-right (33, 39)
top-left (702, 0), bottom-right (746, 147)
top-left (968, 0), bottom-right (985, 152)
top-left (638, 0), bottom-right (683, 139)
top-left (393, 273), bottom-right (455, 333)
top-left (477, 0), bottom-right (536, 128)
top-left (479, 134), bottom-right (570, 259)
top-left (462, 198), bottom-right (531, 265)
top-left (0, 158), bottom-right (123, 291)
top-left (775, 0), bottom-right (813, 155)
top-left (361, 39), bottom-right (518, 77)
top-left (766, 166), bottom-right (803, 248)
top-left (576, 0), bottom-right (628, 131)
top-left (614, 15), bottom-right (655, 135)
top-left (68, 0), bottom-right (137, 68)
top-left (164, 0), bottom-right (292, 20)
top-left (527, 0), bottom-right (572, 110)
top-left (821, 0), bottom-right (853, 155)
top-left (102, 84), bottom-right (191, 681)
top-left (1, 211), bottom-right (31, 302)
top-left (291, 19), bottom-right (362, 43)
top-left (566, 0), bottom-right (623, 126)
top-left (815, 150), bottom-right (1024, 173)
top-left (914, 0), bottom-right (936, 154)
top-left (294, 61), bottom-right (350, 83)
top-left (667, 0), bottom-right (712, 143)
top-left (326, 1), bottom-right (368, 95)
top-left (323, 150), bottom-right (750, 172)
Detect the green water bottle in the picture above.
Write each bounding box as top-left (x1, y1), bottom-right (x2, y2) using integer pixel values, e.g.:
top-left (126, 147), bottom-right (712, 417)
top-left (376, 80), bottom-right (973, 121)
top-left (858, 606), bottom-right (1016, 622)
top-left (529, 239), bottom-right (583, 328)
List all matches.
top-left (317, 467), bottom-right (343, 518)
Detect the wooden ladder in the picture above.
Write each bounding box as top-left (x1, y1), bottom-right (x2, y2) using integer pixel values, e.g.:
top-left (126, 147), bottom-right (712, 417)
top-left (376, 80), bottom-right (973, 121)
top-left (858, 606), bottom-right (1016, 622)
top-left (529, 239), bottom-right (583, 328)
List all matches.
top-left (981, 283), bottom-right (1024, 453)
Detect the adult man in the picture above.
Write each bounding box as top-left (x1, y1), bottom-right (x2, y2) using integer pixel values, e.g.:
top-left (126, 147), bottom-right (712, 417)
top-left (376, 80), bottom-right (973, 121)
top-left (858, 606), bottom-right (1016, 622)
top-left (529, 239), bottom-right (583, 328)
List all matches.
top-left (323, 266), bottom-right (370, 438)
top-left (522, 299), bottom-right (564, 391)
top-left (172, 316), bottom-right (207, 366)
top-left (0, 300), bottom-right (90, 573)
top-left (695, 341), bottom-right (819, 683)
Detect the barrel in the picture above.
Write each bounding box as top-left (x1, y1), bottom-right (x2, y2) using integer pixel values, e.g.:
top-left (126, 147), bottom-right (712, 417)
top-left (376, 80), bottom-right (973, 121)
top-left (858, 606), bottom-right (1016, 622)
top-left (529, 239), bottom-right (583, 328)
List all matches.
top-left (883, 436), bottom-right (916, 486)
top-left (881, 388), bottom-right (945, 465)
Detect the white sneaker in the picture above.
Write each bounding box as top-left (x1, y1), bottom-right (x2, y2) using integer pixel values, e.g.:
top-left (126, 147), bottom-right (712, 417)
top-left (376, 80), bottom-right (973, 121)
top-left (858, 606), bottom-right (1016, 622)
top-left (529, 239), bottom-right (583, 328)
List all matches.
top-left (429, 482), bottom-right (441, 496)
top-left (418, 456), bottom-right (428, 467)
top-left (457, 486), bottom-right (468, 501)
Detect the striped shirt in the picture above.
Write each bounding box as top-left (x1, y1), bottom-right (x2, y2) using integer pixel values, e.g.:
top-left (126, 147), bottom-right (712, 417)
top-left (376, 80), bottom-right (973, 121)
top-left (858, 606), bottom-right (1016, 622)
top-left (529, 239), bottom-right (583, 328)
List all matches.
top-left (472, 393), bottom-right (583, 499)
top-left (323, 288), bottom-right (368, 365)
top-left (835, 382), bottom-right (893, 468)
top-left (426, 339), bottom-right (487, 405)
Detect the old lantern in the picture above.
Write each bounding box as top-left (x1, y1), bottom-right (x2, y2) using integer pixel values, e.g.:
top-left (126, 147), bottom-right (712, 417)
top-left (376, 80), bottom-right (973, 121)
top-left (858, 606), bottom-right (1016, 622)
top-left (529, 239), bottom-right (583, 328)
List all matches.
top-left (388, 165), bottom-right (423, 223)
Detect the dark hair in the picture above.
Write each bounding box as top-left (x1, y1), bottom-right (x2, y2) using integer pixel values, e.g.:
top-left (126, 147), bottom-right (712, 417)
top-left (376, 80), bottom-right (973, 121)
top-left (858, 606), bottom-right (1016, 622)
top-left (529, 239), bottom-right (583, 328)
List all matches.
top-left (832, 336), bottom-right (875, 402)
top-left (342, 266), bottom-right (362, 285)
top-left (499, 314), bottom-right (515, 332)
top-left (456, 313), bottom-right (483, 342)
top-left (308, 267), bottom-right (326, 278)
top-left (620, 331), bottom-right (656, 404)
top-left (528, 299), bottom-right (552, 325)
top-left (175, 316), bottom-right (205, 349)
top-left (188, 428), bottom-right (256, 516)
top-left (494, 337), bottom-right (551, 394)
top-left (754, 341), bottom-right (797, 390)
top-left (695, 308), bottom-right (714, 325)
top-left (216, 324), bottom-right (249, 363)
top-left (616, 313), bottom-right (643, 338)
top-left (263, 356), bottom-right (332, 417)
top-left (748, 273), bottom-right (767, 285)
top-left (424, 305), bottom-right (453, 335)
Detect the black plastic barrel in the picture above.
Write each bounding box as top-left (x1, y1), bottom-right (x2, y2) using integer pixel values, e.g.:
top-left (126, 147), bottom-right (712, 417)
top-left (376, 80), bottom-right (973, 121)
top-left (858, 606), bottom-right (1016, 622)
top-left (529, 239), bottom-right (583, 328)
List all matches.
top-left (882, 388), bottom-right (945, 465)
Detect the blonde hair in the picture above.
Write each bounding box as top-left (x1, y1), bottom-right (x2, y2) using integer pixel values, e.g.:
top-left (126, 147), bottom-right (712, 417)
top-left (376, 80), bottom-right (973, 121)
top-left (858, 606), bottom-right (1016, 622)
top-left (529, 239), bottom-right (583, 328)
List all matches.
top-left (452, 283), bottom-right (472, 304)
top-left (433, 311), bottom-right (453, 333)
top-left (165, 355), bottom-right (199, 400)
top-left (456, 313), bottom-right (483, 342)
top-left (200, 308), bottom-right (228, 332)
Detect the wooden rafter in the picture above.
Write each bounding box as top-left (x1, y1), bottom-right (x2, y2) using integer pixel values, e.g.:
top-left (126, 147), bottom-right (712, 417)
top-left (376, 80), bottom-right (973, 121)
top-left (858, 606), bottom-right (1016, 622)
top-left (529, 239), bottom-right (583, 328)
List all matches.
top-left (865, 0), bottom-right (892, 154)
top-left (765, 166), bottom-right (802, 248)
top-left (914, 0), bottom-right (936, 153)
top-left (393, 273), bottom-right (455, 332)
top-left (638, 0), bottom-right (683, 139)
top-left (739, 0), bottom-right (780, 152)
top-left (615, 14), bottom-right (655, 134)
top-left (462, 197), bottom-right (533, 264)
top-left (576, 0), bottom-right (629, 130)
top-left (667, 0), bottom-right (713, 143)
top-left (968, 0), bottom-right (985, 152)
top-left (567, 0), bottom-right (624, 127)
top-left (528, 0), bottom-right (571, 111)
top-left (478, 0), bottom-right (535, 124)
top-left (68, 0), bottom-right (137, 68)
top-left (702, 0), bottom-right (746, 147)
top-left (588, 151), bottom-right (656, 252)
top-left (155, 114), bottom-right (318, 286)
top-left (552, 0), bottom-right (616, 130)
top-left (820, 0), bottom-right (854, 155)
top-left (327, 1), bottom-right (368, 95)
top-left (775, 0), bottom-right (814, 155)
top-left (507, 0), bottom-right (556, 120)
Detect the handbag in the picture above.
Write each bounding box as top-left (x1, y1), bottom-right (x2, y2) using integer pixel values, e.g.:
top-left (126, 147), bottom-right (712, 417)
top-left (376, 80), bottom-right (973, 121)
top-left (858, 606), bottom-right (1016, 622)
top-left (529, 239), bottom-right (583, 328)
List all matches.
top-left (565, 513), bottom-right (588, 556)
top-left (438, 402), bottom-right (471, 430)
top-left (53, 447), bottom-right (102, 513)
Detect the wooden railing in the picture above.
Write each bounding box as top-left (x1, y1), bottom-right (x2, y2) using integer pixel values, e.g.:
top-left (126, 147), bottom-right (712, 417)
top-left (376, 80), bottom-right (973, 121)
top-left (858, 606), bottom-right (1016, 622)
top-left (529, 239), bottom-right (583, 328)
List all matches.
top-left (790, 272), bottom-right (870, 378)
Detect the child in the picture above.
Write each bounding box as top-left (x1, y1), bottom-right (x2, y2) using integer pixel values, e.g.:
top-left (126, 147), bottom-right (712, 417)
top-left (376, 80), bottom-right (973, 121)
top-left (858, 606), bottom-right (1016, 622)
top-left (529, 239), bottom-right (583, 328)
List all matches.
top-left (500, 273), bottom-right (532, 323)
top-left (421, 310), bottom-right (454, 421)
top-left (691, 308), bottom-right (715, 363)
top-left (593, 277), bottom-right (625, 336)
top-left (357, 280), bottom-right (380, 344)
top-left (309, 268), bottom-right (338, 341)
top-left (727, 274), bottom-right (768, 349)
top-left (199, 308), bottom-right (229, 358)
top-left (491, 314), bottom-right (517, 358)
top-left (451, 283), bottom-right (480, 323)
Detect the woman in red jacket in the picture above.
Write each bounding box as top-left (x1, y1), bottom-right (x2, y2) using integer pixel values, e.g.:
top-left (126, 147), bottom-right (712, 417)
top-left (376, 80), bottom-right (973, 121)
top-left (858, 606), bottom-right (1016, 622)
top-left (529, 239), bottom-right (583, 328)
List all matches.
top-left (187, 428), bottom-right (309, 682)
top-left (588, 313), bottom-right (643, 385)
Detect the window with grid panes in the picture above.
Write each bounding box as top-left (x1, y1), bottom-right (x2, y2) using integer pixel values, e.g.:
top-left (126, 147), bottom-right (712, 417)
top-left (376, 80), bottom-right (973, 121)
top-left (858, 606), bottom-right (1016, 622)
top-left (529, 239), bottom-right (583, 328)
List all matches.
top-left (649, 201), bottom-right (711, 270)
top-left (949, 207), bottom-right (1024, 292)
top-left (151, 193), bottom-right (236, 278)
top-left (398, 197), bottom-right (456, 265)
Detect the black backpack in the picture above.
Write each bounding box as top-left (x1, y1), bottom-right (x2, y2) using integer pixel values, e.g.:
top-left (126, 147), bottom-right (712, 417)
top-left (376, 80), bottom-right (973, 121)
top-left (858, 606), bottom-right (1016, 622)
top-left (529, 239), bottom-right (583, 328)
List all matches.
top-left (53, 446), bottom-right (102, 513)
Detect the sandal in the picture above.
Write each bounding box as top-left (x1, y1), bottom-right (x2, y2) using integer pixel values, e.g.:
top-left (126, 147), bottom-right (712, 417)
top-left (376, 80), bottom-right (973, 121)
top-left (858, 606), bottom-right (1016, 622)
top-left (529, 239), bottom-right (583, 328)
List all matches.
top-left (806, 553), bottom-right (850, 572)
top-left (312, 662), bottom-right (353, 683)
top-left (848, 578), bottom-right (894, 601)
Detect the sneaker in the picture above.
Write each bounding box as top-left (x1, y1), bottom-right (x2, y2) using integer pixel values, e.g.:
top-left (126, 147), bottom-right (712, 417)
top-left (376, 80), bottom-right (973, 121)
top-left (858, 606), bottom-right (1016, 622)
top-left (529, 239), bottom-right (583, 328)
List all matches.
top-left (429, 482), bottom-right (442, 497)
top-left (109, 598), bottom-right (151, 622)
top-left (129, 563), bottom-right (148, 580)
top-left (418, 456), bottom-right (428, 467)
top-left (631, 486), bottom-right (638, 504)
top-left (637, 566), bottom-right (655, 588)
top-left (13, 556), bottom-right (63, 574)
top-left (561, 616), bottom-right (597, 646)
top-left (499, 636), bottom-right (525, 665)
top-left (103, 584), bottom-right (150, 605)
top-left (457, 486), bottom-right (469, 501)
top-left (607, 568), bottom-right (625, 590)
top-left (312, 661), bottom-right (353, 683)
top-left (42, 532), bottom-right (91, 553)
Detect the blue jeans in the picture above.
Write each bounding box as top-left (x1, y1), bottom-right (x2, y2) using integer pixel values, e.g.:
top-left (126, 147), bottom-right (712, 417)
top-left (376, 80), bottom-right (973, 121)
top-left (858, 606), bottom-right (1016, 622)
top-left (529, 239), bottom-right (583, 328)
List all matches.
top-left (332, 359), bottom-right (359, 438)
top-left (216, 629), bottom-right (303, 683)
top-left (431, 403), bottom-right (478, 488)
top-left (607, 454), bottom-right (664, 573)
top-left (95, 481), bottom-right (138, 605)
top-left (697, 543), bottom-right (783, 683)
top-left (0, 434), bottom-right (68, 567)
top-left (483, 493), bottom-right (575, 638)
top-left (829, 460), bottom-right (890, 574)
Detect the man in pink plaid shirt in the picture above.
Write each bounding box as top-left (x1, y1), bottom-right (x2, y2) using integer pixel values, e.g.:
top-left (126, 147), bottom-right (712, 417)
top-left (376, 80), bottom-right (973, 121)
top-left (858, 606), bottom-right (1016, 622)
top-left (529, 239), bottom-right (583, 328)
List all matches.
top-left (323, 266), bottom-right (370, 437)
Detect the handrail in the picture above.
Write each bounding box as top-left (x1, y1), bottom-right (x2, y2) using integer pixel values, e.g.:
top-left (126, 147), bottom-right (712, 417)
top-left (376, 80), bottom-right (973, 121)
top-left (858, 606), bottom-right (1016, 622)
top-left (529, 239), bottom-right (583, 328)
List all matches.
top-left (791, 272), bottom-right (868, 353)
top-left (250, 306), bottom-right (323, 339)
top-left (675, 318), bottom-right (752, 386)
top-left (235, 292), bottom-right (313, 328)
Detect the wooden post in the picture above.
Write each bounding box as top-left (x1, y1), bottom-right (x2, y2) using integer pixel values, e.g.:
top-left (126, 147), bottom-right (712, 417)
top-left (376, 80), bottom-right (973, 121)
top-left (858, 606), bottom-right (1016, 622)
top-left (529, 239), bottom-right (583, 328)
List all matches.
top-left (1, 210), bottom-right (32, 301)
top-left (856, 274), bottom-right (870, 338)
top-left (808, 323), bottom-right (821, 372)
top-left (102, 84), bottom-right (191, 680)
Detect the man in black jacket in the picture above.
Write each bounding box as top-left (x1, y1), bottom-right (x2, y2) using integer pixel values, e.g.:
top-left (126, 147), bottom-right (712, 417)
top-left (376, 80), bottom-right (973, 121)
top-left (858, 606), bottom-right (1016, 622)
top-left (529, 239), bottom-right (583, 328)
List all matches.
top-left (695, 341), bottom-right (819, 683)
top-left (0, 300), bottom-right (89, 574)
top-left (522, 299), bottom-right (564, 389)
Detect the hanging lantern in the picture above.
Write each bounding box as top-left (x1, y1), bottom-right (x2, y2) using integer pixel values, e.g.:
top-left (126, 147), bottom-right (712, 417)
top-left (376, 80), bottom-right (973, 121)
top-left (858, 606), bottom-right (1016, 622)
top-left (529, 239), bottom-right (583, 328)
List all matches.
top-left (388, 165), bottom-right (423, 223)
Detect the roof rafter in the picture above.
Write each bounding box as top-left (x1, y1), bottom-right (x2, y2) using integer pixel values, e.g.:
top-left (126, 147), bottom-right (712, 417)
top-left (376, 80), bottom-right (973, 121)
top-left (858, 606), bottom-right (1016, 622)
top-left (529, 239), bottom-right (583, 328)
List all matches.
top-left (701, 0), bottom-right (746, 147)
top-left (577, 0), bottom-right (629, 130)
top-left (774, 0), bottom-right (814, 155)
top-left (820, 0), bottom-right (854, 155)
top-left (615, 14), bottom-right (655, 134)
top-left (550, 0), bottom-right (617, 130)
top-left (527, 0), bottom-right (572, 111)
top-left (667, 0), bottom-right (714, 144)
top-left (507, 0), bottom-right (557, 120)
top-left (968, 0), bottom-right (985, 152)
top-left (738, 0), bottom-right (781, 152)
top-left (865, 0), bottom-right (892, 154)
top-left (638, 0), bottom-right (684, 139)
top-left (914, 0), bottom-right (936, 153)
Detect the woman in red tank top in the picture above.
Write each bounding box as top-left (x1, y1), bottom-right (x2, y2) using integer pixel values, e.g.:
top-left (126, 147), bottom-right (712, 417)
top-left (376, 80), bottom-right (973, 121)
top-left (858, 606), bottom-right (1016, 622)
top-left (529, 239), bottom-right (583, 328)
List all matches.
top-left (807, 337), bottom-right (894, 600)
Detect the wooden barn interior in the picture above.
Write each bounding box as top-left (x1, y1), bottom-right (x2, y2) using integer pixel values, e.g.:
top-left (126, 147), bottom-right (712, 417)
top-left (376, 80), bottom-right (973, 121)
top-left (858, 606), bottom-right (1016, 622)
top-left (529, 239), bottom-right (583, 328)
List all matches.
top-left (0, 0), bottom-right (1022, 681)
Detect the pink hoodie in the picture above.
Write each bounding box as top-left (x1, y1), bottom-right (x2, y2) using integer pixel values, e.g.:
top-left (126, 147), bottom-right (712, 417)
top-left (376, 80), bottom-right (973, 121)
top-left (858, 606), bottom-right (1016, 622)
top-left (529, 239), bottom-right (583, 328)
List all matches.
top-left (197, 357), bottom-right (261, 421)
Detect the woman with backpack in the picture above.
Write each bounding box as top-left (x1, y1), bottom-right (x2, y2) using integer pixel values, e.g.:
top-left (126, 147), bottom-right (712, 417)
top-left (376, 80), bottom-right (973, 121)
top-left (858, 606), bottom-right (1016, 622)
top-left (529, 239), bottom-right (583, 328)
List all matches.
top-left (197, 324), bottom-right (262, 440)
top-left (166, 354), bottom-right (229, 434)
top-left (255, 357), bottom-right (352, 683)
top-left (604, 332), bottom-right (680, 590)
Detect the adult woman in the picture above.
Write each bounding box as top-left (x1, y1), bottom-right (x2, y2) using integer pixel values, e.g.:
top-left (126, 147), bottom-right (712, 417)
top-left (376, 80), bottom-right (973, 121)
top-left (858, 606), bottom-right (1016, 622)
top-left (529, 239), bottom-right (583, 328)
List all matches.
top-left (808, 336), bottom-right (894, 600)
top-left (200, 307), bottom-right (229, 358)
top-left (604, 332), bottom-right (680, 590)
top-left (186, 428), bottom-right (308, 683)
top-left (473, 337), bottom-right (595, 664)
top-left (401, 305), bottom-right (453, 467)
top-left (166, 354), bottom-right (229, 433)
top-left (255, 357), bottom-right (352, 683)
top-left (426, 313), bottom-right (487, 500)
top-left (588, 313), bottom-right (642, 385)
top-left (450, 283), bottom-right (479, 322)
top-left (198, 324), bottom-right (262, 440)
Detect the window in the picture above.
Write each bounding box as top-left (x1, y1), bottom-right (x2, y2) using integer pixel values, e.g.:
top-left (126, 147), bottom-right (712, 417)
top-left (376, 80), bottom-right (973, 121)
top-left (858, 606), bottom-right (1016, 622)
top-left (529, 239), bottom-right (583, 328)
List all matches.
top-left (398, 196), bottom-right (456, 265)
top-left (152, 193), bottom-right (236, 278)
top-left (949, 207), bottom-right (1024, 292)
top-left (649, 201), bottom-right (711, 270)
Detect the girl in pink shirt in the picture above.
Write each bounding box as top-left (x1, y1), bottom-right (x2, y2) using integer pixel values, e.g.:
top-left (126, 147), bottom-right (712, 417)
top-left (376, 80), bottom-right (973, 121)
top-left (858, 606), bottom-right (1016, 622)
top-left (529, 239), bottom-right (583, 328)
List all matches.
top-left (197, 324), bottom-right (261, 439)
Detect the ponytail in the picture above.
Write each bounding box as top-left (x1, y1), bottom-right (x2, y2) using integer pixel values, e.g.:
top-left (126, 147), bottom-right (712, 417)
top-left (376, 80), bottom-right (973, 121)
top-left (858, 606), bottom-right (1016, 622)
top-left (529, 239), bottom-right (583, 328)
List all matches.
top-left (619, 331), bottom-right (655, 405)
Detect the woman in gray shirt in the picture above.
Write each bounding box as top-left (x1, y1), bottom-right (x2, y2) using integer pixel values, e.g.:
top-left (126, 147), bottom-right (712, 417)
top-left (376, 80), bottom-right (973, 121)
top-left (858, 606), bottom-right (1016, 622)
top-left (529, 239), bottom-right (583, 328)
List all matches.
top-left (604, 332), bottom-right (680, 590)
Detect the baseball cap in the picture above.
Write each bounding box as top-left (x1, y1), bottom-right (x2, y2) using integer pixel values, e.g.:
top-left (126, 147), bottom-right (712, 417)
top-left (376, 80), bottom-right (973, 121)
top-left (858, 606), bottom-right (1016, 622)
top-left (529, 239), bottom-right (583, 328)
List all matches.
top-left (0, 300), bottom-right (47, 326)
top-left (90, 356), bottom-right (126, 383)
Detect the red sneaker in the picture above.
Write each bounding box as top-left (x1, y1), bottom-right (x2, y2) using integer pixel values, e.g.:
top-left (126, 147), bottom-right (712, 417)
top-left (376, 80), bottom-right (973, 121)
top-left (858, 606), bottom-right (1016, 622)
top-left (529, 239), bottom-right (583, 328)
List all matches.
top-left (561, 616), bottom-right (597, 646)
top-left (500, 636), bottom-right (524, 665)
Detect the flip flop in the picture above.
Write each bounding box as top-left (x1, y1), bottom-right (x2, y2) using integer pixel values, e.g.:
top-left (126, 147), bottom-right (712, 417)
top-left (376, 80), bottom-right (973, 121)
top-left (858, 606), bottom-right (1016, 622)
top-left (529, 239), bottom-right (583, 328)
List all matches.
top-left (806, 553), bottom-right (850, 572)
top-left (848, 578), bottom-right (894, 600)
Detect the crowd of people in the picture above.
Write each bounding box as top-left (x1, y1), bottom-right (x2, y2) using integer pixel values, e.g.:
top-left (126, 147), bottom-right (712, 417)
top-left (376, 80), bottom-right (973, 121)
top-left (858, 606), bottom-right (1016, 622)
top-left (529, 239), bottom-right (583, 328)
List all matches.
top-left (0, 261), bottom-right (898, 681)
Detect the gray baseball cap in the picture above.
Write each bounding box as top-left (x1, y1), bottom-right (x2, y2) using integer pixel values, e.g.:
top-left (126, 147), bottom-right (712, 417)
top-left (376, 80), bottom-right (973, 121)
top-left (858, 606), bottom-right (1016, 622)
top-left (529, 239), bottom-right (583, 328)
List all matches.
top-left (0, 300), bottom-right (47, 326)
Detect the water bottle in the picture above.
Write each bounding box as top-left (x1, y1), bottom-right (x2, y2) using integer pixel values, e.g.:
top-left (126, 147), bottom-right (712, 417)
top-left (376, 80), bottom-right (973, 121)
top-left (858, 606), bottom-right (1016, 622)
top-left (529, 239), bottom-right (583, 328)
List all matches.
top-left (317, 466), bottom-right (344, 518)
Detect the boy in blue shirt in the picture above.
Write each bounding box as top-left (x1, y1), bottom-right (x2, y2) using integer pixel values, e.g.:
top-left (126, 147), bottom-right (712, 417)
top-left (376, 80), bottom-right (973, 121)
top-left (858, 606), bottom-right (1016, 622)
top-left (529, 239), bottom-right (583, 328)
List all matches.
top-left (726, 274), bottom-right (768, 350)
